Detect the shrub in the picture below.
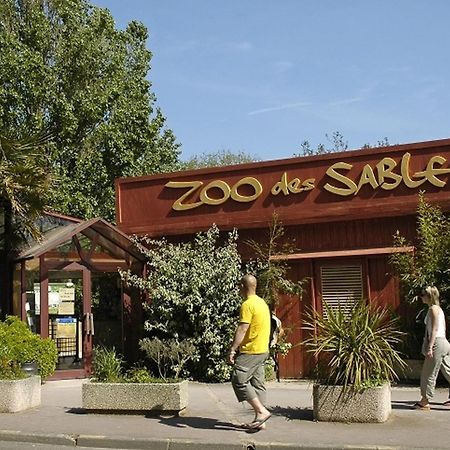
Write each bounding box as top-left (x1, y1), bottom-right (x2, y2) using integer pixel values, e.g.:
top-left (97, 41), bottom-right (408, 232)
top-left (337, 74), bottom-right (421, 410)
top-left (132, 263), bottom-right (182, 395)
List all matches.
top-left (0, 316), bottom-right (57, 380)
top-left (139, 337), bottom-right (196, 381)
top-left (303, 300), bottom-right (406, 391)
top-left (391, 194), bottom-right (450, 315)
top-left (121, 225), bottom-right (243, 382)
top-left (124, 366), bottom-right (159, 383)
top-left (91, 346), bottom-right (168, 383)
top-left (0, 348), bottom-right (25, 380)
top-left (92, 346), bottom-right (123, 382)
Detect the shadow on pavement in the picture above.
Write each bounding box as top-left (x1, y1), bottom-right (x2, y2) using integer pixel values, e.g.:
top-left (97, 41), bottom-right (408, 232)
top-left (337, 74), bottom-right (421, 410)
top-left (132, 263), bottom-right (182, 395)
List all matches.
top-left (270, 405), bottom-right (313, 421)
top-left (392, 400), bottom-right (450, 412)
top-left (154, 415), bottom-right (241, 431)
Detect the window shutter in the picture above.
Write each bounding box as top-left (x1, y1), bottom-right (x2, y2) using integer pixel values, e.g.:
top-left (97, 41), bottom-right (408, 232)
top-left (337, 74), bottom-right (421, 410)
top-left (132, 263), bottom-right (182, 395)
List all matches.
top-left (320, 265), bottom-right (363, 317)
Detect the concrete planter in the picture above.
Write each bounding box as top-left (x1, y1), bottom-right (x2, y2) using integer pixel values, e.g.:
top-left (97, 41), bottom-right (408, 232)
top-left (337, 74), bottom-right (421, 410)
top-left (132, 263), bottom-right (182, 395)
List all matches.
top-left (313, 383), bottom-right (391, 423)
top-left (82, 379), bottom-right (188, 414)
top-left (0, 375), bottom-right (41, 413)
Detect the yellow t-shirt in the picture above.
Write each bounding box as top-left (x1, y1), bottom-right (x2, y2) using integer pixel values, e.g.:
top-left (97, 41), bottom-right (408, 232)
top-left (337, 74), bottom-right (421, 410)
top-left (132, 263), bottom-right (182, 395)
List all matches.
top-left (239, 294), bottom-right (270, 354)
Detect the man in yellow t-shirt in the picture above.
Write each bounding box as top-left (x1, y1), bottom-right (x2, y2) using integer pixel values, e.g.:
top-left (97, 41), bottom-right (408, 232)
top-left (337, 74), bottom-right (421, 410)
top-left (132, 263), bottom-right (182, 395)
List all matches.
top-left (228, 274), bottom-right (271, 430)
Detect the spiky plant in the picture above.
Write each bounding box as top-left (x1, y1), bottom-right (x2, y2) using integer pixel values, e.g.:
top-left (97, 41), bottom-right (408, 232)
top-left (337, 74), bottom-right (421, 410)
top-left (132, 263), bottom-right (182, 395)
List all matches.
top-left (0, 129), bottom-right (53, 242)
top-left (303, 299), bottom-right (406, 391)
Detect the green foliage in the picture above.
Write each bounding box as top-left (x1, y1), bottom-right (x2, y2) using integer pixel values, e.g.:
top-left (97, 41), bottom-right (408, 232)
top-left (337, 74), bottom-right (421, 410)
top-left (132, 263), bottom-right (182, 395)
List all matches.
top-left (303, 300), bottom-right (405, 391)
top-left (0, 348), bottom-right (25, 380)
top-left (0, 0), bottom-right (180, 221)
top-left (390, 194), bottom-right (450, 312)
top-left (124, 365), bottom-right (159, 383)
top-left (91, 346), bottom-right (123, 382)
top-left (246, 214), bottom-right (305, 309)
top-left (121, 225), bottom-right (243, 382)
top-left (296, 131), bottom-right (348, 156)
top-left (139, 337), bottom-right (196, 381)
top-left (361, 137), bottom-right (391, 149)
top-left (245, 214), bottom-right (305, 368)
top-left (91, 346), bottom-right (169, 383)
top-left (0, 316), bottom-right (57, 380)
top-left (296, 132), bottom-right (391, 156)
top-left (0, 130), bottom-right (54, 244)
top-left (180, 149), bottom-right (259, 170)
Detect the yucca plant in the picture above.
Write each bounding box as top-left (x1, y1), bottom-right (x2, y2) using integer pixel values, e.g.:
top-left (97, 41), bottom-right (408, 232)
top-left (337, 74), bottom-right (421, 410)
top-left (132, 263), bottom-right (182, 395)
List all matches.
top-left (92, 346), bottom-right (123, 382)
top-left (303, 299), bottom-right (406, 391)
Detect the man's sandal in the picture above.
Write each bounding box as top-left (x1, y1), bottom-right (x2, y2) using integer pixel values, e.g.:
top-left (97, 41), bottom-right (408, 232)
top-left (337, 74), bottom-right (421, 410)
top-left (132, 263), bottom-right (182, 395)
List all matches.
top-left (413, 402), bottom-right (431, 411)
top-left (442, 399), bottom-right (450, 406)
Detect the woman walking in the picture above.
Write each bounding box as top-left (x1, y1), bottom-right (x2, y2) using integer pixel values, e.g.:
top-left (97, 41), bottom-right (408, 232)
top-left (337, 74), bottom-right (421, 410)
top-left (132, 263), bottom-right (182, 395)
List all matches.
top-left (414, 286), bottom-right (450, 410)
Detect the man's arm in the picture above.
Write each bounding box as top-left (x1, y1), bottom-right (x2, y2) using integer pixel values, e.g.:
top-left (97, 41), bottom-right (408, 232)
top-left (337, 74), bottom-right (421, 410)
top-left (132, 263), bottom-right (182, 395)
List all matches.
top-left (228, 322), bottom-right (249, 365)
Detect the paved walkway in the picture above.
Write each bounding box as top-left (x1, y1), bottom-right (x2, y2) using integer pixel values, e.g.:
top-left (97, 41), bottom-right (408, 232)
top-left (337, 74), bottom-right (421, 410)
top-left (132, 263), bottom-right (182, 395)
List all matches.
top-left (0, 379), bottom-right (449, 450)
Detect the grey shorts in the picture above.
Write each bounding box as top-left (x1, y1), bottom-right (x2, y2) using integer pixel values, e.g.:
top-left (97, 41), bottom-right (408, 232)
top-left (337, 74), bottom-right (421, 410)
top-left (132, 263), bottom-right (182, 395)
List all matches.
top-left (231, 352), bottom-right (269, 403)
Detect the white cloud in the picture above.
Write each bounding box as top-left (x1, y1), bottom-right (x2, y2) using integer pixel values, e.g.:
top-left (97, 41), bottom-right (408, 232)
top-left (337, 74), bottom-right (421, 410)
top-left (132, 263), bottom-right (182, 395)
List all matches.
top-left (273, 60), bottom-right (294, 73)
top-left (248, 101), bottom-right (311, 116)
top-left (227, 41), bottom-right (253, 52)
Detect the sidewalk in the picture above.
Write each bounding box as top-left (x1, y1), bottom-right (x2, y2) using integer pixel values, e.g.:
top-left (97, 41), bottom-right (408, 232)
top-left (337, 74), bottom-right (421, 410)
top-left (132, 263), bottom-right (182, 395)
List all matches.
top-left (0, 379), bottom-right (449, 450)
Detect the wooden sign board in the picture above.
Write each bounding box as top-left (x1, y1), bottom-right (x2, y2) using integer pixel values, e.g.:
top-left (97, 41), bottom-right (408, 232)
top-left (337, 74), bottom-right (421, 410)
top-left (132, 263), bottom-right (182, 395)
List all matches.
top-left (116, 138), bottom-right (450, 237)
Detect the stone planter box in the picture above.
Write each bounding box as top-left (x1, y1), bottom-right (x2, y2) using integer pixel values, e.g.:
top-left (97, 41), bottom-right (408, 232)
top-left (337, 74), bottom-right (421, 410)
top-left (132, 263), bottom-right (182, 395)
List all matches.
top-left (313, 383), bottom-right (391, 423)
top-left (0, 375), bottom-right (41, 413)
top-left (82, 380), bottom-right (188, 414)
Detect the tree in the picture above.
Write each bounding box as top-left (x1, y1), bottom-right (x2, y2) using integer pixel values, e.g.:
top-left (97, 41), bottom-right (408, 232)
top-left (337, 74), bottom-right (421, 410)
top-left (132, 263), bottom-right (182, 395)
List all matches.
top-left (296, 131), bottom-right (348, 157)
top-left (362, 137), bottom-right (391, 149)
top-left (180, 149), bottom-right (258, 170)
top-left (0, 0), bottom-right (180, 222)
top-left (245, 214), bottom-right (305, 309)
top-left (296, 132), bottom-right (391, 157)
top-left (390, 194), bottom-right (450, 314)
top-left (0, 129), bottom-right (53, 247)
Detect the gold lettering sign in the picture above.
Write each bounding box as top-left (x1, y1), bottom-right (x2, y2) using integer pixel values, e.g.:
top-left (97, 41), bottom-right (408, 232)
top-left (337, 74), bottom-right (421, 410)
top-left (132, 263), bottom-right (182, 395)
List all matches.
top-left (324, 153), bottom-right (450, 196)
top-left (271, 172), bottom-right (315, 195)
top-left (166, 153), bottom-right (450, 210)
top-left (165, 177), bottom-right (262, 211)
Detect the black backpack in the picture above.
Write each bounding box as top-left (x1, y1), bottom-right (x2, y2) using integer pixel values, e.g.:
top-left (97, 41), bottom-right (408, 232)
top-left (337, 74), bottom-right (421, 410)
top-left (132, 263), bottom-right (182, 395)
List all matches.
top-left (270, 313), bottom-right (283, 347)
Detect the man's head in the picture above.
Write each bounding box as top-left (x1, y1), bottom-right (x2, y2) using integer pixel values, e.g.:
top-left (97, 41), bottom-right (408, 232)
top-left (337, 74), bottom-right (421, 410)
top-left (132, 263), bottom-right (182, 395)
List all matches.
top-left (240, 274), bottom-right (257, 297)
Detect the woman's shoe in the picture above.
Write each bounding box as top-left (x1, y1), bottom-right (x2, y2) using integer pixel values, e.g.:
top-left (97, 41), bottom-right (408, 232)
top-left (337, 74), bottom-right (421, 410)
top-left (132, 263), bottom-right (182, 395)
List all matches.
top-left (413, 402), bottom-right (431, 410)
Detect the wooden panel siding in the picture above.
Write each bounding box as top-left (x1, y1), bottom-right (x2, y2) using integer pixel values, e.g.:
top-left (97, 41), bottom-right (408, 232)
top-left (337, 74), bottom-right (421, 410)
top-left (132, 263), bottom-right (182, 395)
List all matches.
top-left (277, 261), bottom-right (312, 379)
top-left (367, 256), bottom-right (401, 310)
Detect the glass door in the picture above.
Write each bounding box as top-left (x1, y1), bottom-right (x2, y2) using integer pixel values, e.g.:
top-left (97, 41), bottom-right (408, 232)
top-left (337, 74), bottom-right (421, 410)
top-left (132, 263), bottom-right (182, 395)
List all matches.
top-left (46, 270), bottom-right (84, 371)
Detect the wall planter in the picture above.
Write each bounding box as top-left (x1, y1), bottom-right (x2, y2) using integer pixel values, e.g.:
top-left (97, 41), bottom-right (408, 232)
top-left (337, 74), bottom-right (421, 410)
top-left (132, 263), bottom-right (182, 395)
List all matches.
top-left (313, 383), bottom-right (391, 423)
top-left (0, 375), bottom-right (41, 413)
top-left (82, 379), bottom-right (188, 414)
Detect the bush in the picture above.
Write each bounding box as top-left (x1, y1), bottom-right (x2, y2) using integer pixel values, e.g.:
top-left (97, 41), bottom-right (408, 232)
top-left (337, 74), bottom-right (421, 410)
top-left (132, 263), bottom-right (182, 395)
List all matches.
top-left (391, 194), bottom-right (450, 315)
top-left (92, 346), bottom-right (123, 382)
top-left (121, 225), bottom-right (243, 382)
top-left (0, 316), bottom-right (57, 380)
top-left (91, 346), bottom-right (168, 383)
top-left (0, 348), bottom-right (25, 380)
top-left (124, 366), bottom-right (159, 383)
top-left (139, 337), bottom-right (196, 381)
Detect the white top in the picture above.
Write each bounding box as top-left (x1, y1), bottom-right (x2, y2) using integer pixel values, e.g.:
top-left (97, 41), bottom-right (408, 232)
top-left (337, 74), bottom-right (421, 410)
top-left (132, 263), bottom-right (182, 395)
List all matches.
top-left (425, 306), bottom-right (446, 339)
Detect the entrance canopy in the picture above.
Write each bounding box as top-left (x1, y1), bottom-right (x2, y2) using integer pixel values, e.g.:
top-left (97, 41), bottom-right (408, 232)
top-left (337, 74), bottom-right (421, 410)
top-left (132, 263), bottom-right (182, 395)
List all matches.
top-left (16, 215), bottom-right (145, 269)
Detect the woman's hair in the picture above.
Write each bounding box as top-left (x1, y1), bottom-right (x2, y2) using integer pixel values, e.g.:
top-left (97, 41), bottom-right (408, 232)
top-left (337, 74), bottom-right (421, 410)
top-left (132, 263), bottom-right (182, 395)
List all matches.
top-left (422, 286), bottom-right (440, 305)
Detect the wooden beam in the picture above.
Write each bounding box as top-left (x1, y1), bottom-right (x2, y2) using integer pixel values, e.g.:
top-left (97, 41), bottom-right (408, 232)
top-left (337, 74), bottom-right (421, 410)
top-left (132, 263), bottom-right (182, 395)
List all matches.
top-left (270, 246), bottom-right (414, 261)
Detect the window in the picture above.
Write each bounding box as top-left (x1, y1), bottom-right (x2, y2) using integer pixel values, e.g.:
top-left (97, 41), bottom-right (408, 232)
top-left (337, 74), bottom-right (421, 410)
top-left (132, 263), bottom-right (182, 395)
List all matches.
top-left (320, 265), bottom-right (363, 317)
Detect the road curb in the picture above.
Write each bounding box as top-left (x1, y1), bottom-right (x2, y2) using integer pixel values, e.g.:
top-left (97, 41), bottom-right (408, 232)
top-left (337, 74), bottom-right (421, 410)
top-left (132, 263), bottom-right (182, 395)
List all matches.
top-left (0, 430), bottom-right (447, 450)
top-left (0, 429), bottom-right (76, 446)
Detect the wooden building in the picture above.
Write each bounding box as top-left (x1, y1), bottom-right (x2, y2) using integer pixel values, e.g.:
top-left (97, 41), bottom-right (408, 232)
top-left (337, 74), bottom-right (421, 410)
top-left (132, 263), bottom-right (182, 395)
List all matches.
top-left (115, 138), bottom-right (450, 378)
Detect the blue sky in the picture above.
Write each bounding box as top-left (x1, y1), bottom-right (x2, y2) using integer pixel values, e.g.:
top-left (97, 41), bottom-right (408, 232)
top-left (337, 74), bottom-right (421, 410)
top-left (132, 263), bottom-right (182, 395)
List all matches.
top-left (94, 0), bottom-right (450, 162)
